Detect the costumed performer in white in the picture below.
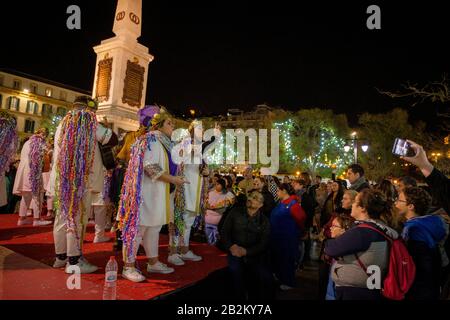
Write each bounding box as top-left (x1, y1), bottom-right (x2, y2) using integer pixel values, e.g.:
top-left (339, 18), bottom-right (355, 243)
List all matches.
top-left (50, 96), bottom-right (117, 273)
top-left (167, 120), bottom-right (210, 265)
top-left (118, 107), bottom-right (189, 282)
top-left (13, 127), bottom-right (52, 226)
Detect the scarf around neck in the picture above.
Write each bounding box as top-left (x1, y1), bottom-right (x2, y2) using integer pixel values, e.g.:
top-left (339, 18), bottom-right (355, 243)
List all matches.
top-left (350, 176), bottom-right (367, 190)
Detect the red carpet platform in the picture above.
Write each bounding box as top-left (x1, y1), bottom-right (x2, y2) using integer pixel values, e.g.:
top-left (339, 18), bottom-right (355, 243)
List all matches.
top-left (0, 214), bottom-right (227, 300)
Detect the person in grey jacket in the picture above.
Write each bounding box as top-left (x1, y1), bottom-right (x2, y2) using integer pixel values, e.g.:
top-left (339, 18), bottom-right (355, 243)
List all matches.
top-left (324, 189), bottom-right (398, 300)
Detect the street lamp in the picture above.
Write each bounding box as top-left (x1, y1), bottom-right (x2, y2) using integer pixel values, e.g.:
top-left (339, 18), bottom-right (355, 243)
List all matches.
top-left (344, 144), bottom-right (351, 152)
top-left (344, 132), bottom-right (369, 164)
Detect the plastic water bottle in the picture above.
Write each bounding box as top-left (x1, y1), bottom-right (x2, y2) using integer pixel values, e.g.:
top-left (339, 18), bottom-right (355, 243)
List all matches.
top-left (102, 256), bottom-right (118, 300)
top-left (310, 240), bottom-right (321, 261)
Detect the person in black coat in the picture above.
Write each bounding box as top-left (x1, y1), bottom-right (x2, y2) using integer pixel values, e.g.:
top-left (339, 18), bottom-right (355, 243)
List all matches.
top-left (402, 140), bottom-right (450, 215)
top-left (402, 140), bottom-right (450, 299)
top-left (220, 191), bottom-right (274, 300)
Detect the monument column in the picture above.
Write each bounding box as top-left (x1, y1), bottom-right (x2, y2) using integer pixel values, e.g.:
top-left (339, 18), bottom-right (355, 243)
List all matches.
top-left (92, 0), bottom-right (153, 134)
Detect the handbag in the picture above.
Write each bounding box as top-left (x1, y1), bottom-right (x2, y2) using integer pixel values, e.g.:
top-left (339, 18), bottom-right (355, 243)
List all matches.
top-left (98, 142), bottom-right (116, 170)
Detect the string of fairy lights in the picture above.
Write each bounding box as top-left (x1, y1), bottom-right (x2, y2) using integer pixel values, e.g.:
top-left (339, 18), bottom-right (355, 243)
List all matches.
top-left (274, 119), bottom-right (299, 162)
top-left (274, 119), bottom-right (354, 175)
top-left (205, 131), bottom-right (238, 167)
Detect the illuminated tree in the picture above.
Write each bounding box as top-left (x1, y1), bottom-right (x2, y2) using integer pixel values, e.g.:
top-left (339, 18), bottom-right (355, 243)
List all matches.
top-left (274, 108), bottom-right (353, 177)
top-left (40, 113), bottom-right (63, 137)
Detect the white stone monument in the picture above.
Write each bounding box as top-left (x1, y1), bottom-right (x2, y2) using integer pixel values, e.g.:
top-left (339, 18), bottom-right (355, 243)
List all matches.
top-left (92, 0), bottom-right (153, 133)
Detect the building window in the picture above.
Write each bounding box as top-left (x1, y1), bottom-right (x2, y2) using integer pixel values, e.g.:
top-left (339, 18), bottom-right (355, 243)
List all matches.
top-left (8, 96), bottom-right (20, 111)
top-left (56, 107), bottom-right (67, 116)
top-left (30, 83), bottom-right (38, 94)
top-left (13, 79), bottom-right (21, 90)
top-left (42, 104), bottom-right (53, 116)
top-left (60, 91), bottom-right (67, 101)
top-left (26, 101), bottom-right (39, 114)
top-left (45, 87), bottom-right (53, 97)
top-left (24, 119), bottom-right (36, 133)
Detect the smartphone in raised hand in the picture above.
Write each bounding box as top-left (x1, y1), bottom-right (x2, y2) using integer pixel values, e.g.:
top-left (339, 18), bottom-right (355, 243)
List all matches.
top-left (392, 138), bottom-right (416, 157)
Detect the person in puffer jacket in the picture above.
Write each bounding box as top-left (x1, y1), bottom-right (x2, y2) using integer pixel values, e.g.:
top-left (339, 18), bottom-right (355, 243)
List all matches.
top-left (324, 189), bottom-right (399, 300)
top-left (396, 186), bottom-right (447, 300)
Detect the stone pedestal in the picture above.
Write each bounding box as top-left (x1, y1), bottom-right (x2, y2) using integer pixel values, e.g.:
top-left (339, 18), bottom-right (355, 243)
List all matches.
top-left (91, 0), bottom-right (153, 134)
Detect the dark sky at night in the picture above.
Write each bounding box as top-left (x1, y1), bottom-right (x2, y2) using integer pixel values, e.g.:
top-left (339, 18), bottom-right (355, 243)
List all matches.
top-left (2, 1), bottom-right (449, 127)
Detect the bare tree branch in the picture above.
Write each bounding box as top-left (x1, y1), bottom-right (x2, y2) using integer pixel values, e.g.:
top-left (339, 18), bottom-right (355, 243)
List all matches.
top-left (376, 74), bottom-right (450, 122)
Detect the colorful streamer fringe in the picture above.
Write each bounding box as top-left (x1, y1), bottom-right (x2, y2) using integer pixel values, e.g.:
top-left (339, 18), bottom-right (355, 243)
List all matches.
top-left (118, 133), bottom-right (153, 262)
top-left (171, 162), bottom-right (186, 246)
top-left (192, 172), bottom-right (210, 231)
top-left (118, 130), bottom-right (187, 260)
top-left (56, 110), bottom-right (97, 242)
top-left (28, 134), bottom-right (46, 197)
top-left (0, 112), bottom-right (18, 175)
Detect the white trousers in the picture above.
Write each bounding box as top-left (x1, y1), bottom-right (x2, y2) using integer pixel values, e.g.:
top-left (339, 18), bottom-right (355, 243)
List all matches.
top-left (53, 191), bottom-right (92, 257)
top-left (169, 210), bottom-right (197, 248)
top-left (124, 225), bottom-right (162, 263)
top-left (46, 196), bottom-right (53, 211)
top-left (19, 192), bottom-right (42, 219)
top-left (93, 205), bottom-right (107, 238)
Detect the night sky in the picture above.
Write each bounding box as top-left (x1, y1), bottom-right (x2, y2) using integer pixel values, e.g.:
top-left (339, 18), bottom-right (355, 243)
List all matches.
top-left (2, 1), bottom-right (450, 127)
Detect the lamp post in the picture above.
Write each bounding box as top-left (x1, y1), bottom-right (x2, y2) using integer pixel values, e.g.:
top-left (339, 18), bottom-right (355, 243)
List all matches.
top-left (344, 132), bottom-right (369, 164)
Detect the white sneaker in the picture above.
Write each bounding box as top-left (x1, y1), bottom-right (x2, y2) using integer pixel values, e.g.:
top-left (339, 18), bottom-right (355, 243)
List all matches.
top-left (122, 267), bottom-right (146, 282)
top-left (279, 284), bottom-right (294, 291)
top-left (53, 257), bottom-right (68, 268)
top-left (65, 259), bottom-right (98, 274)
top-left (168, 254), bottom-right (185, 266)
top-left (180, 250), bottom-right (202, 262)
top-left (147, 261), bottom-right (174, 274)
top-left (17, 219), bottom-right (32, 226)
top-left (33, 220), bottom-right (52, 227)
top-left (93, 235), bottom-right (111, 243)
